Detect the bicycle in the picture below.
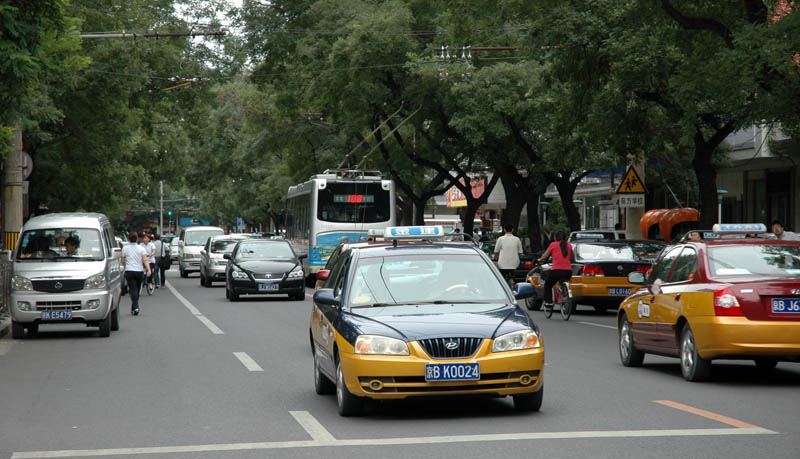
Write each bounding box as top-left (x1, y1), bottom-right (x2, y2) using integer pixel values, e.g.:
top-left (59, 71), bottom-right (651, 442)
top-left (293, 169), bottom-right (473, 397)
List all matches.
top-left (141, 268), bottom-right (155, 296)
top-left (543, 280), bottom-right (572, 321)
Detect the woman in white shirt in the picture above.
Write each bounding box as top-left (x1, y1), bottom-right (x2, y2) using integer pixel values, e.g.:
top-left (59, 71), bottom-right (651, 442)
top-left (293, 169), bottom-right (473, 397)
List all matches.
top-left (121, 232), bottom-right (151, 316)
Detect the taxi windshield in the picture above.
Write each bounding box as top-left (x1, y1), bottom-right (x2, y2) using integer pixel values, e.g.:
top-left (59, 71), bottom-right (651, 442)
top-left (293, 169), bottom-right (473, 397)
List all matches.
top-left (707, 244), bottom-right (800, 277)
top-left (347, 254), bottom-right (508, 307)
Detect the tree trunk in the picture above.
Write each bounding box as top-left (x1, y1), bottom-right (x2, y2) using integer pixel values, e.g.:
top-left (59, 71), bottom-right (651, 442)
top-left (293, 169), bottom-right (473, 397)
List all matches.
top-left (550, 175), bottom-right (582, 231)
top-left (413, 198), bottom-right (425, 226)
top-left (526, 193), bottom-right (543, 252)
top-left (693, 149), bottom-right (718, 229)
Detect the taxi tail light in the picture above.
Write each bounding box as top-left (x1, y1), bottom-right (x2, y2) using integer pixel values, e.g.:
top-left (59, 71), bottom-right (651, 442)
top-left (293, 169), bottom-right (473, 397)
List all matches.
top-left (581, 265), bottom-right (604, 276)
top-left (714, 287), bottom-right (743, 316)
top-left (636, 266), bottom-right (649, 274)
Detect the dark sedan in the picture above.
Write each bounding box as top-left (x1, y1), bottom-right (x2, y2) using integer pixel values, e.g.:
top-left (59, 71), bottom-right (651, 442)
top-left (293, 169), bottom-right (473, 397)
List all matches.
top-left (224, 240), bottom-right (307, 301)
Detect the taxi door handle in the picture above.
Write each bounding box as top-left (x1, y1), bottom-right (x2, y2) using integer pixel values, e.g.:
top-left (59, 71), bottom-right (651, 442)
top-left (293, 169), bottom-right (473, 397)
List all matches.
top-left (675, 293), bottom-right (682, 301)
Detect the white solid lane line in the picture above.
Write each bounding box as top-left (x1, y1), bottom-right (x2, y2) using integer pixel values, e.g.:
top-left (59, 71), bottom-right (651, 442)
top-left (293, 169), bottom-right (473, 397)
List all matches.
top-left (165, 282), bottom-right (224, 335)
top-left (10, 428), bottom-right (775, 458)
top-left (233, 352), bottom-right (264, 372)
top-left (290, 411), bottom-right (336, 443)
top-left (578, 321), bottom-right (617, 330)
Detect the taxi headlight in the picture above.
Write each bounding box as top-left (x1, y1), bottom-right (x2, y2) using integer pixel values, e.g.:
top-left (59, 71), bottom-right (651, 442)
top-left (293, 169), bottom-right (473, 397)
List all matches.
top-left (85, 273), bottom-right (107, 290)
top-left (492, 329), bottom-right (541, 352)
top-left (287, 267), bottom-right (304, 278)
top-left (355, 335), bottom-right (410, 355)
top-left (231, 268), bottom-right (249, 280)
top-left (12, 275), bottom-right (33, 291)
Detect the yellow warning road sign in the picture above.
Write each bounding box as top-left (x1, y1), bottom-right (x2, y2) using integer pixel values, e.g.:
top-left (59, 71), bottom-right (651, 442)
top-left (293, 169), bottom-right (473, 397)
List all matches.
top-left (616, 166), bottom-right (647, 194)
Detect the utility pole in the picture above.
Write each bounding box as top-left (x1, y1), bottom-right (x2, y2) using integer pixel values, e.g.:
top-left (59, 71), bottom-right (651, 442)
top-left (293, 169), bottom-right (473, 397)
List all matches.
top-left (160, 180), bottom-right (164, 234)
top-left (2, 126), bottom-right (24, 250)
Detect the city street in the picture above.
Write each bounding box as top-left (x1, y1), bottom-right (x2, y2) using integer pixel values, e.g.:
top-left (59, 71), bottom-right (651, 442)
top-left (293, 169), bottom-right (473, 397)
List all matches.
top-left (1, 269), bottom-right (799, 459)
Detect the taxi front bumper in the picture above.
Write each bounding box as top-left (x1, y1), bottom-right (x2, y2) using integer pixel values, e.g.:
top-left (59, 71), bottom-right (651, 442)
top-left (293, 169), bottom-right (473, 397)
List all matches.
top-left (11, 290), bottom-right (114, 324)
top-left (691, 316), bottom-right (800, 360)
top-left (340, 341), bottom-right (544, 400)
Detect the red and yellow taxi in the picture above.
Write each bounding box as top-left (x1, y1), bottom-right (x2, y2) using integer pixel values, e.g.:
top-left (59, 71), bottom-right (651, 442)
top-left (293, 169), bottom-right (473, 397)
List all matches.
top-left (310, 226), bottom-right (543, 416)
top-left (618, 223), bottom-right (800, 381)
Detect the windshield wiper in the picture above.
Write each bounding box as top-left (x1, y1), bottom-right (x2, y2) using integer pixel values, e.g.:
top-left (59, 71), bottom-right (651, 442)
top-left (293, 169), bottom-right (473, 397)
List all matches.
top-left (354, 300), bottom-right (493, 308)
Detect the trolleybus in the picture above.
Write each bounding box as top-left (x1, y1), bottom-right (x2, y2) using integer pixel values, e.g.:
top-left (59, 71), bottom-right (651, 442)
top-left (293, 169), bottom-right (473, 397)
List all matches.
top-left (285, 170), bottom-right (396, 285)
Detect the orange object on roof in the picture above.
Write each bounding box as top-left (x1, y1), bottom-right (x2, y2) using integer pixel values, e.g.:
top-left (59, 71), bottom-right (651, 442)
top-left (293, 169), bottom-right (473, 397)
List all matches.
top-left (640, 209), bottom-right (670, 240)
top-left (660, 208), bottom-right (700, 242)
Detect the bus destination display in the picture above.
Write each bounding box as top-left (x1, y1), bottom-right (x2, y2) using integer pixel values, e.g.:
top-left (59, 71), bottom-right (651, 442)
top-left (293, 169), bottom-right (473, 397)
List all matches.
top-left (333, 194), bottom-right (375, 204)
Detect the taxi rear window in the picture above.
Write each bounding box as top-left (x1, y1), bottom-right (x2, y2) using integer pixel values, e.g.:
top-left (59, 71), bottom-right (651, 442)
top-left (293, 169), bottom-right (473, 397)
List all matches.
top-left (707, 245), bottom-right (800, 277)
top-left (575, 243), bottom-right (636, 261)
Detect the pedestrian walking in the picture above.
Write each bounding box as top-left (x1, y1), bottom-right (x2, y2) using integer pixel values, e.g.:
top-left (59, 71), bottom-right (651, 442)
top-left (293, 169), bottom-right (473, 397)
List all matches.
top-left (152, 234), bottom-right (165, 288)
top-left (542, 224), bottom-right (555, 249)
top-left (493, 224), bottom-right (523, 285)
top-left (122, 232), bottom-right (151, 315)
top-left (141, 233), bottom-right (157, 289)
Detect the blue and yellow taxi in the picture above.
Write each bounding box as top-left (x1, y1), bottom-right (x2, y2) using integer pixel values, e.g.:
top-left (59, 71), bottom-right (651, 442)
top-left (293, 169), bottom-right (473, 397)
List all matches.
top-left (309, 226), bottom-right (542, 416)
top-left (618, 224), bottom-right (800, 381)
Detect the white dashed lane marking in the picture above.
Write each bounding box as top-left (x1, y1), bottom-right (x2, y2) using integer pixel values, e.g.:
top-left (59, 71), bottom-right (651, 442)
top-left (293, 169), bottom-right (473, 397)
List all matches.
top-left (233, 352), bottom-right (264, 372)
top-left (166, 283), bottom-right (224, 335)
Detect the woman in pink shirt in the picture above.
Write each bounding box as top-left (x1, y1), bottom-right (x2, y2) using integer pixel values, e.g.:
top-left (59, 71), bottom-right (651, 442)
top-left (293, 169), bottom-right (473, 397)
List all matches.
top-left (537, 230), bottom-right (574, 307)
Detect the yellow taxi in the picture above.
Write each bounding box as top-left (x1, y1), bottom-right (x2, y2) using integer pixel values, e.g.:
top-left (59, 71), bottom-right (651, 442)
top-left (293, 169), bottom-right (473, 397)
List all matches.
top-left (310, 226), bottom-right (543, 416)
top-left (618, 224), bottom-right (800, 381)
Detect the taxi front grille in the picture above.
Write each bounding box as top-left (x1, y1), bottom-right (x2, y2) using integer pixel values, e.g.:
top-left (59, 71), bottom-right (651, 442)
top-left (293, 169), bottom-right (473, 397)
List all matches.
top-left (32, 279), bottom-right (85, 293)
top-left (359, 371), bottom-right (540, 393)
top-left (418, 337), bottom-right (483, 359)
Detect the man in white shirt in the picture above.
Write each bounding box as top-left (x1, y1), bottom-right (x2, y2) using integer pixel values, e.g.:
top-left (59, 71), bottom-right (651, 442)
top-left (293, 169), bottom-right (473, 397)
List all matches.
top-left (493, 224), bottom-right (523, 284)
top-left (772, 220), bottom-right (799, 241)
top-left (142, 233), bottom-right (157, 289)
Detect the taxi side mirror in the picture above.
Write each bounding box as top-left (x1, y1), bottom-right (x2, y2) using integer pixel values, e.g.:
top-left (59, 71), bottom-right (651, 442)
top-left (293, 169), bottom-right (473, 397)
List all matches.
top-left (200, 250), bottom-right (206, 256)
top-left (223, 254), bottom-right (231, 260)
top-left (627, 272), bottom-right (645, 284)
top-left (513, 282), bottom-right (534, 300)
top-left (298, 253), bottom-right (308, 260)
top-left (314, 288), bottom-right (340, 308)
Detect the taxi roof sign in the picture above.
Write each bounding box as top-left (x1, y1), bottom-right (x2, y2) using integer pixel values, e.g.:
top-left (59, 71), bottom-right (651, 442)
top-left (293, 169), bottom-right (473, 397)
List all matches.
top-left (616, 166), bottom-right (647, 194)
top-left (367, 229), bottom-right (384, 237)
top-left (711, 223), bottom-right (767, 234)
top-left (384, 226), bottom-right (444, 241)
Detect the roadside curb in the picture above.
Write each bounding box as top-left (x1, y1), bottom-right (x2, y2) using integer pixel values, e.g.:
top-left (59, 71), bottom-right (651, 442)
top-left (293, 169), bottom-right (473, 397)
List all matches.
top-left (0, 315), bottom-right (10, 338)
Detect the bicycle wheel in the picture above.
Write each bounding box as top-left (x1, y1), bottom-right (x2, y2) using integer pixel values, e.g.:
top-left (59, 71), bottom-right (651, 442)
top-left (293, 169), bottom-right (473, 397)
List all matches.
top-left (559, 283), bottom-right (571, 321)
top-left (146, 277), bottom-right (154, 295)
top-left (543, 288), bottom-right (554, 319)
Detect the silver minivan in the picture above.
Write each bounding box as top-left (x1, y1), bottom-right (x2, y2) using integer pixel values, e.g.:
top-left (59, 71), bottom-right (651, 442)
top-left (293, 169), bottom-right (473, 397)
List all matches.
top-left (9, 213), bottom-right (123, 339)
top-left (178, 226), bottom-right (224, 277)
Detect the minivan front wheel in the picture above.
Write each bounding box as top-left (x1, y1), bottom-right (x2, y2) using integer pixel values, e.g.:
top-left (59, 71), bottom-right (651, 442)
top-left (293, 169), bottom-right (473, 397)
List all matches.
top-left (11, 321), bottom-right (25, 339)
top-left (98, 313), bottom-right (111, 337)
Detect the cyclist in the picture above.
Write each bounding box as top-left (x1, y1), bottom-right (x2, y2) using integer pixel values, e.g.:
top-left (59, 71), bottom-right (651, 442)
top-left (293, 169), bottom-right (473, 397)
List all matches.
top-left (537, 229), bottom-right (574, 310)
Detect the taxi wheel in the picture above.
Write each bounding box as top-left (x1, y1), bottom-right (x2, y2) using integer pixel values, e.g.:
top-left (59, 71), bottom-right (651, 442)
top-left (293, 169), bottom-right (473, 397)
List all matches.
top-left (11, 322), bottom-right (25, 339)
top-left (513, 386), bottom-right (543, 412)
top-left (110, 305), bottom-right (120, 331)
top-left (314, 352), bottom-right (335, 395)
top-left (619, 316), bottom-right (644, 367)
top-left (229, 288), bottom-right (240, 302)
top-left (180, 266), bottom-right (188, 278)
top-left (754, 358), bottom-right (778, 370)
top-left (680, 326), bottom-right (711, 381)
top-left (336, 359), bottom-right (364, 416)
top-left (525, 295), bottom-right (542, 311)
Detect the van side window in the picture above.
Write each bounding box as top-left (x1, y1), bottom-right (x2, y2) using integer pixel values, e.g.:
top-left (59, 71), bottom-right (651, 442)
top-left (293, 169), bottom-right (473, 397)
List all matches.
top-left (103, 228), bottom-right (112, 257)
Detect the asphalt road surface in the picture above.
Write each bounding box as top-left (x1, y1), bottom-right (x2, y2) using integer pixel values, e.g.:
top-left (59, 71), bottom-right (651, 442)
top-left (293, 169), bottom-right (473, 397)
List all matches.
top-left (2, 270), bottom-right (799, 459)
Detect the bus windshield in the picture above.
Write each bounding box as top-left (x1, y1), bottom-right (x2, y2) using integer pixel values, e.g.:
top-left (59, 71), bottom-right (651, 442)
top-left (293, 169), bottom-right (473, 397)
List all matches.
top-left (317, 182), bottom-right (390, 223)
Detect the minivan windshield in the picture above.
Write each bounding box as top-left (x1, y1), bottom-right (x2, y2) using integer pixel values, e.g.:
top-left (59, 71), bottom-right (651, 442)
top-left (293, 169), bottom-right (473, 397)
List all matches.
top-left (184, 229), bottom-right (224, 246)
top-left (17, 228), bottom-right (105, 261)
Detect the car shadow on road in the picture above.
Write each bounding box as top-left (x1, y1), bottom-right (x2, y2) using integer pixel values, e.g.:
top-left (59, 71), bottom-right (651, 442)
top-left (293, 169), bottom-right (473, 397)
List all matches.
top-left (365, 396), bottom-right (538, 419)
top-left (15, 329), bottom-right (106, 340)
top-left (639, 362), bottom-right (800, 386)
